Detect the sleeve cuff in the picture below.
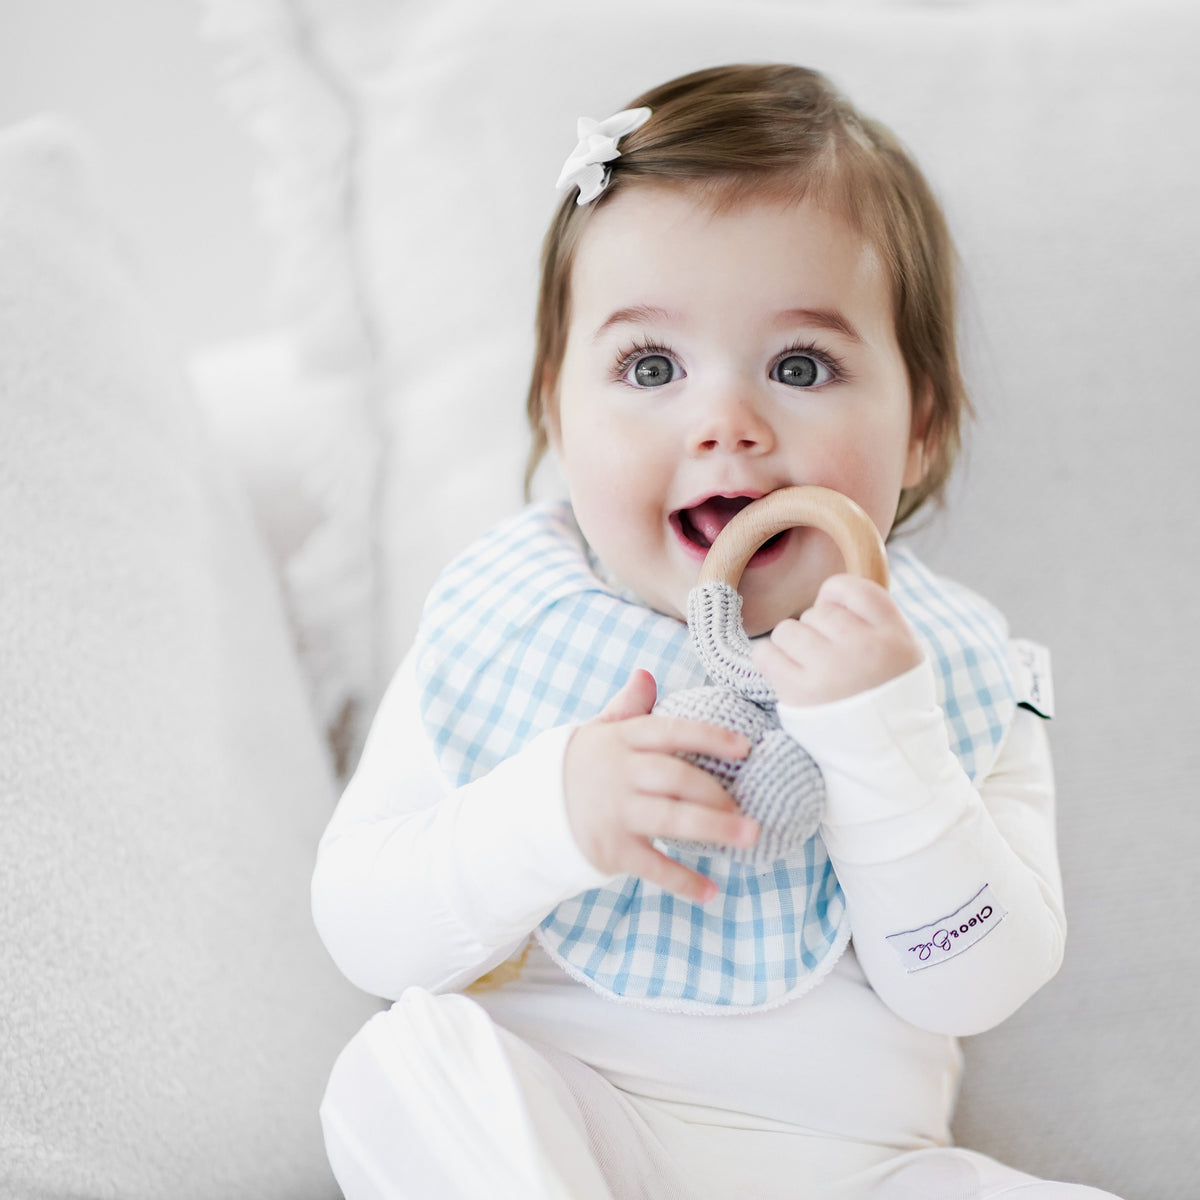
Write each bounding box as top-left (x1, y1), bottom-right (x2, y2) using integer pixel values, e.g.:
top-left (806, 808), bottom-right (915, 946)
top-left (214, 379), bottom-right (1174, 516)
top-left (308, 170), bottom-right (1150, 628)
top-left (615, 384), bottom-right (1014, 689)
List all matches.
top-left (776, 658), bottom-right (973, 862)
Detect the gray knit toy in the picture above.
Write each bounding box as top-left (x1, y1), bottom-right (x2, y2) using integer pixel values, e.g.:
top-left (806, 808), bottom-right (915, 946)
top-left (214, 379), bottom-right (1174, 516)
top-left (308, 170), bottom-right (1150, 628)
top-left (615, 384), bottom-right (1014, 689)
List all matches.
top-left (654, 487), bottom-right (889, 868)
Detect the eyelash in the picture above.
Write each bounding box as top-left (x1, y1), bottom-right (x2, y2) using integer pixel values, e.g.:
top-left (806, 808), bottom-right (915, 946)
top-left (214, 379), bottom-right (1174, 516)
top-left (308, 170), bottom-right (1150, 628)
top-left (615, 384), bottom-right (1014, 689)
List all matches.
top-left (611, 336), bottom-right (678, 385)
top-left (610, 338), bottom-right (848, 388)
top-left (773, 339), bottom-right (847, 386)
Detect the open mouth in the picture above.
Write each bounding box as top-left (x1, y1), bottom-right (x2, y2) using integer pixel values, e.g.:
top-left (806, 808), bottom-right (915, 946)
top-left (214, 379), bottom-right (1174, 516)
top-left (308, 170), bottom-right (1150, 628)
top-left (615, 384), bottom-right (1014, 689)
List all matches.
top-left (670, 495), bottom-right (788, 564)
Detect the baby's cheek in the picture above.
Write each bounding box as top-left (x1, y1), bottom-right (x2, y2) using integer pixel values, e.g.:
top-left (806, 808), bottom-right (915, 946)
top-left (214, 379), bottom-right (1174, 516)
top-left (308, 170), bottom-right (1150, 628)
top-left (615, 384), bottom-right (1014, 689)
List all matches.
top-left (826, 436), bottom-right (909, 532)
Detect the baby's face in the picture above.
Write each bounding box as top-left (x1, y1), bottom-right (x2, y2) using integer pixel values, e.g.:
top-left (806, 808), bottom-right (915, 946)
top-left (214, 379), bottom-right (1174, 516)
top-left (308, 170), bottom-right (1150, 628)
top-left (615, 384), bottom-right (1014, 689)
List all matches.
top-left (547, 186), bottom-right (926, 635)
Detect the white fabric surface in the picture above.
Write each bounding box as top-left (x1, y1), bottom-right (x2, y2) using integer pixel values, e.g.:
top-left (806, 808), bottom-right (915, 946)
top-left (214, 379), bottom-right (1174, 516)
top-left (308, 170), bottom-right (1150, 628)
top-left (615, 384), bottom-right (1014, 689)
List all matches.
top-left (321, 982), bottom-right (1121, 1199)
top-left (323, 988), bottom-right (614, 1200)
top-left (0, 117), bottom-right (380, 1198)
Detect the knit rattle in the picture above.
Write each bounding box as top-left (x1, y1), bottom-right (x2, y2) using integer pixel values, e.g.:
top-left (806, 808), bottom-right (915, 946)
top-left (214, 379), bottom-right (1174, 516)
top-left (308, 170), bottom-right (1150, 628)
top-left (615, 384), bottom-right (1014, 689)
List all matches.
top-left (655, 486), bottom-right (889, 866)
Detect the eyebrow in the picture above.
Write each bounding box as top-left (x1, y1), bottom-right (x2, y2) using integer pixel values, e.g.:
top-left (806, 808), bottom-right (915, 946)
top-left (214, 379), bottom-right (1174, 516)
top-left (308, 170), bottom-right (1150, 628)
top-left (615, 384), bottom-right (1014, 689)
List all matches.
top-left (775, 308), bottom-right (862, 343)
top-left (592, 305), bottom-right (676, 341)
top-left (592, 304), bottom-right (862, 343)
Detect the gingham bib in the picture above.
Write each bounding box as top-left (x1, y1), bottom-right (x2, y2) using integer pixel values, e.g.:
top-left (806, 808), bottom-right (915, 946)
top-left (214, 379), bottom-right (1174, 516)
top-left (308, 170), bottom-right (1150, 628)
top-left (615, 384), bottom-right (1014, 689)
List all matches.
top-left (415, 502), bottom-right (1016, 1014)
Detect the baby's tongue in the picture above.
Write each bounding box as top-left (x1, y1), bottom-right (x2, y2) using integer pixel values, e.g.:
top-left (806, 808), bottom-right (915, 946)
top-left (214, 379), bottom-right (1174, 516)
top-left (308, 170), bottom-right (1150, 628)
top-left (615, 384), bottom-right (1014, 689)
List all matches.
top-left (688, 496), bottom-right (754, 547)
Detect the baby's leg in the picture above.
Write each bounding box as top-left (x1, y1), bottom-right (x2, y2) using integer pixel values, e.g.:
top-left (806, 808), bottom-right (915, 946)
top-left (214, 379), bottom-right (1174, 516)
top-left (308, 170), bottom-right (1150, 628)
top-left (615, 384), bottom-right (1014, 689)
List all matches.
top-left (319, 987), bottom-right (615, 1200)
top-left (852, 1146), bottom-right (1124, 1200)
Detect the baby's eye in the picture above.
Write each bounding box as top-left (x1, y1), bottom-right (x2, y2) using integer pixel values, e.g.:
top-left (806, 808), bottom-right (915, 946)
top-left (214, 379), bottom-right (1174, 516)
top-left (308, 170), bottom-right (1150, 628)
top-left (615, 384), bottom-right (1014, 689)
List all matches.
top-left (625, 353), bottom-right (682, 388)
top-left (772, 353), bottom-right (834, 388)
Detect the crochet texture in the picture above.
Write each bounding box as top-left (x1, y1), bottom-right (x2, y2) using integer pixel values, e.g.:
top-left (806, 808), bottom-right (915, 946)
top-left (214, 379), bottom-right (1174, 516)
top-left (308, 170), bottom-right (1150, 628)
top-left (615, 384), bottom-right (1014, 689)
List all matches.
top-left (655, 581), bottom-right (825, 865)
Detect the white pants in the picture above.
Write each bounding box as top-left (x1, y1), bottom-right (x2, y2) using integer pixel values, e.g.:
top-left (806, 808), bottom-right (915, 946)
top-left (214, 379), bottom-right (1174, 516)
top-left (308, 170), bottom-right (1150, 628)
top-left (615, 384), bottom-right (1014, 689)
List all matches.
top-left (320, 989), bottom-right (1123, 1200)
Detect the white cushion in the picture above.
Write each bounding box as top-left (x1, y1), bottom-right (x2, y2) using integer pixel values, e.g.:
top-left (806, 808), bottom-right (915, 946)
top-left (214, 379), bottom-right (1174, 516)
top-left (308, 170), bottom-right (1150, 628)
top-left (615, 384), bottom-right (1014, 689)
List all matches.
top-left (0, 117), bottom-right (379, 1198)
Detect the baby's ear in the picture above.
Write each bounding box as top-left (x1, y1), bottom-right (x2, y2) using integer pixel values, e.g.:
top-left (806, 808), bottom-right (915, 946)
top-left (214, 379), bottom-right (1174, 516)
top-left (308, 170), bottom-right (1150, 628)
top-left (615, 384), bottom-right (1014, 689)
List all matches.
top-left (903, 383), bottom-right (936, 490)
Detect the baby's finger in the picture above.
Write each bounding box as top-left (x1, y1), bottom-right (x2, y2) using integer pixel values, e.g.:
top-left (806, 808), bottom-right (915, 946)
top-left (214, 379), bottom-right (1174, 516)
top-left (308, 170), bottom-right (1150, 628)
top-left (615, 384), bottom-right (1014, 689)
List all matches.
top-left (799, 598), bottom-right (869, 641)
top-left (598, 669), bottom-right (658, 722)
top-left (769, 616), bottom-right (830, 662)
top-left (629, 792), bottom-right (759, 850)
top-left (626, 715), bottom-right (750, 761)
top-left (751, 636), bottom-right (804, 679)
top-left (815, 573), bottom-right (899, 626)
top-left (625, 842), bottom-right (719, 905)
top-left (632, 754), bottom-right (741, 812)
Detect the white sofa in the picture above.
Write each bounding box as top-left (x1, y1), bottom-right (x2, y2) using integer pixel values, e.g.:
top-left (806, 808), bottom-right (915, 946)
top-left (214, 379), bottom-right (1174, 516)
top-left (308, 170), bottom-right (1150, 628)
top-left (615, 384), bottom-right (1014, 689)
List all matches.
top-left (3, 2), bottom-right (1197, 1197)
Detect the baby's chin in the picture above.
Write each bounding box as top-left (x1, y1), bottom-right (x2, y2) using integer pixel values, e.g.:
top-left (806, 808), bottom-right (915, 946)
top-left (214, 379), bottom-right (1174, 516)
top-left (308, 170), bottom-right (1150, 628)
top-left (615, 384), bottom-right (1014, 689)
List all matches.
top-left (629, 562), bottom-right (823, 637)
top-left (621, 574), bottom-right (810, 638)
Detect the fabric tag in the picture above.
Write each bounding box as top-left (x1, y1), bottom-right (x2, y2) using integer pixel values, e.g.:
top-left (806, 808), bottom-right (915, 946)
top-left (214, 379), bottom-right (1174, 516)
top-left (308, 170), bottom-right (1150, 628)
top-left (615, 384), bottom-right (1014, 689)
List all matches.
top-left (1009, 638), bottom-right (1054, 718)
top-left (886, 884), bottom-right (1007, 973)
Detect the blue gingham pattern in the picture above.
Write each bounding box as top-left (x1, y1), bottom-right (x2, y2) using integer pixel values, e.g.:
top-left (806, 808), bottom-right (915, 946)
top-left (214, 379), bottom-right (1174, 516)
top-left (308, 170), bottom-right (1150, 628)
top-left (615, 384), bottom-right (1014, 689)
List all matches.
top-left (887, 544), bottom-right (1014, 783)
top-left (415, 502), bottom-right (1016, 1013)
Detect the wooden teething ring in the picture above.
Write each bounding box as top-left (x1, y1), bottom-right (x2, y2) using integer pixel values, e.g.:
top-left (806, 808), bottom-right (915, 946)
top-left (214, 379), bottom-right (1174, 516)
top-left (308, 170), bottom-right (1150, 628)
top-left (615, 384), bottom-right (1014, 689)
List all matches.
top-left (698, 486), bottom-right (889, 600)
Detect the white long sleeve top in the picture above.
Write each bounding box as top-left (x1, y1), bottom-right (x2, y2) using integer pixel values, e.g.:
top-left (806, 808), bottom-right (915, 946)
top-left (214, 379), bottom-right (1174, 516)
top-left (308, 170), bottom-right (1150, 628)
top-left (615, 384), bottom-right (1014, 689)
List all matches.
top-left (313, 647), bottom-right (1064, 1037)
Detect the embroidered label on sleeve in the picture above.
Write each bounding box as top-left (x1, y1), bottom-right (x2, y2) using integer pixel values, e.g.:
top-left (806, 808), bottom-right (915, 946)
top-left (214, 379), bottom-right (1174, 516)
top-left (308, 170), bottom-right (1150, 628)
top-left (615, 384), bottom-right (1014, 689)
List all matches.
top-left (886, 884), bottom-right (1008, 973)
top-left (1010, 639), bottom-right (1054, 718)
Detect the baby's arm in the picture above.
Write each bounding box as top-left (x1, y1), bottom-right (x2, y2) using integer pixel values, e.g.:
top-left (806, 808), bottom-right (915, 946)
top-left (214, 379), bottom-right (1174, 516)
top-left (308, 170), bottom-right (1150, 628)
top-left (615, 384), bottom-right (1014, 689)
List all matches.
top-left (311, 654), bottom-right (750, 1000)
top-left (311, 652), bottom-right (607, 999)
top-left (756, 574), bottom-right (1065, 1036)
top-left (780, 668), bottom-right (1062, 1036)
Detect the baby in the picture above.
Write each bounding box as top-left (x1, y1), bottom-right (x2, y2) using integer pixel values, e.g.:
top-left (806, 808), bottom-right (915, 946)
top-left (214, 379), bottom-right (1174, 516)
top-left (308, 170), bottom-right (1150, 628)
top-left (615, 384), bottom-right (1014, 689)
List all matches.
top-left (312, 64), bottom-right (1122, 1200)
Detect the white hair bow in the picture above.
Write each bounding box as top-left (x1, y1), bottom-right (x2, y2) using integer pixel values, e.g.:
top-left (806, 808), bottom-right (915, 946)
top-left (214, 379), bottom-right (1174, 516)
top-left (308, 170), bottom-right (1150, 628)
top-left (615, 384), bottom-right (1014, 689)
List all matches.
top-left (555, 106), bottom-right (652, 205)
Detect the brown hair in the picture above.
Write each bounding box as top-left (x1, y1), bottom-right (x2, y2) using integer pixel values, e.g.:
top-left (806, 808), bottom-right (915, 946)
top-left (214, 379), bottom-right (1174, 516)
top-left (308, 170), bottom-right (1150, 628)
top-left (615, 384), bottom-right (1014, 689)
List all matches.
top-left (525, 63), bottom-right (970, 532)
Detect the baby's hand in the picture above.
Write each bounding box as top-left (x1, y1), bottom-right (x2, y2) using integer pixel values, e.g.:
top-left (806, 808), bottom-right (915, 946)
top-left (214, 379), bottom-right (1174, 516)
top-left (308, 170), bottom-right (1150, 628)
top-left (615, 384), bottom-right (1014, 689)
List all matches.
top-left (751, 574), bottom-right (924, 707)
top-left (563, 670), bottom-right (757, 904)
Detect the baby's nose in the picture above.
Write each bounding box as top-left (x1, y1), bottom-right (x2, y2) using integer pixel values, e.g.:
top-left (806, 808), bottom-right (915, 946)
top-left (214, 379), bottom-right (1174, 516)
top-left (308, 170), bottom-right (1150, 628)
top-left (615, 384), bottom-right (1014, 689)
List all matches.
top-left (690, 389), bottom-right (775, 455)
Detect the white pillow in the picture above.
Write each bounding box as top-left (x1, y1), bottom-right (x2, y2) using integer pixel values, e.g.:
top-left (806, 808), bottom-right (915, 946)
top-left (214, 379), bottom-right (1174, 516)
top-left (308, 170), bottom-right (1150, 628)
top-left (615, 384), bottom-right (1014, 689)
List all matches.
top-left (0, 117), bottom-right (379, 1198)
top-left (205, 3), bottom-right (1200, 1195)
